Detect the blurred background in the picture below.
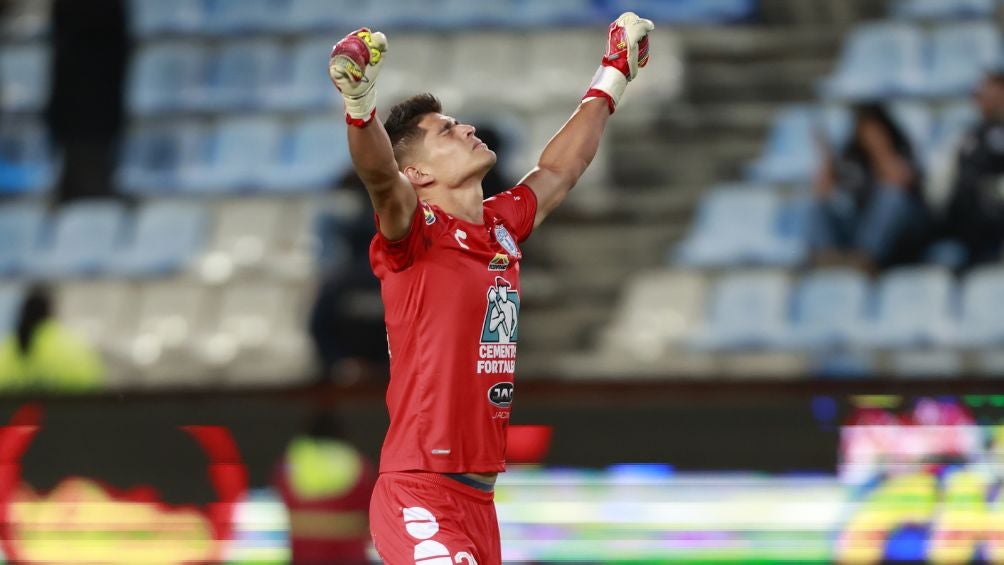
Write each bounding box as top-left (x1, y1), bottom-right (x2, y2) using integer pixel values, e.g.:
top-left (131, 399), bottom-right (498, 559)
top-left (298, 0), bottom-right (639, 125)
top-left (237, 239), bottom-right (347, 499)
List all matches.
top-left (1, 0), bottom-right (1004, 562)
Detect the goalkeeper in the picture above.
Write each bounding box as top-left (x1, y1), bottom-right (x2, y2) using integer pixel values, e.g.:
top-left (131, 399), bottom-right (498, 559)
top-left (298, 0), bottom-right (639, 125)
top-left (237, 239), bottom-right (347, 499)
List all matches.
top-left (328, 13), bottom-right (655, 564)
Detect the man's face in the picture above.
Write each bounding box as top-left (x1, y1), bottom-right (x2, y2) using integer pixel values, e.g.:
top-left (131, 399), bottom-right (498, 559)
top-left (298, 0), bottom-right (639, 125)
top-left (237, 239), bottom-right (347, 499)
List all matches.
top-left (411, 113), bottom-right (497, 188)
top-left (975, 77), bottom-right (1004, 119)
top-left (498, 287), bottom-right (509, 303)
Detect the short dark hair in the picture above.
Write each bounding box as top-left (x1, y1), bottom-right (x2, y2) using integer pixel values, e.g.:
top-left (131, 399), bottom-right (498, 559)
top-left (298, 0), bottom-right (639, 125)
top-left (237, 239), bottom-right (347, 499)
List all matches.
top-left (384, 93), bottom-right (441, 165)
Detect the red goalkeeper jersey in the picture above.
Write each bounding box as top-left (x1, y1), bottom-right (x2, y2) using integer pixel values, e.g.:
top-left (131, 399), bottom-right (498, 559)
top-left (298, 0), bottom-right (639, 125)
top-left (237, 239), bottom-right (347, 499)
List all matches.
top-left (369, 185), bottom-right (537, 474)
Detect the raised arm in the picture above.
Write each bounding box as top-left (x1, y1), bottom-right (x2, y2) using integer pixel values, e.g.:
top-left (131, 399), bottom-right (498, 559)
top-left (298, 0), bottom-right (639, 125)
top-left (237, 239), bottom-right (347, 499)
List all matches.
top-left (330, 28), bottom-right (416, 241)
top-left (520, 13), bottom-right (654, 228)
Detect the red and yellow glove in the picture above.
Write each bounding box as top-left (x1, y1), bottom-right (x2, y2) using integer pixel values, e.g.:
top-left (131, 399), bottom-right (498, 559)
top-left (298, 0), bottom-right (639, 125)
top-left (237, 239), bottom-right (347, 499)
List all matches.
top-left (583, 12), bottom-right (655, 113)
top-left (328, 28), bottom-right (387, 127)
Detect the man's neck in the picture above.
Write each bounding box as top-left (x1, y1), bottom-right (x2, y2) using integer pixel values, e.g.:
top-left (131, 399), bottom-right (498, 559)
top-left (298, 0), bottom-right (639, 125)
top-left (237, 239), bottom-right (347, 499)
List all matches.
top-left (422, 182), bottom-right (485, 224)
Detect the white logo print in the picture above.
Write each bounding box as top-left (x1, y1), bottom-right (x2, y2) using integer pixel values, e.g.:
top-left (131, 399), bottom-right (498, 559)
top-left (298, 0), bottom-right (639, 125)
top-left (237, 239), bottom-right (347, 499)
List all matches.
top-left (402, 507), bottom-right (479, 565)
top-left (454, 229), bottom-right (470, 250)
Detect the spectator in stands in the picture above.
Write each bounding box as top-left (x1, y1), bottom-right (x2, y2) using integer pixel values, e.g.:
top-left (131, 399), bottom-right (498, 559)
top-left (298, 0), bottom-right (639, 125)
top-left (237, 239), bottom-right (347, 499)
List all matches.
top-left (0, 285), bottom-right (103, 392)
top-left (45, 0), bottom-right (128, 202)
top-left (938, 69), bottom-right (1004, 268)
top-left (273, 409), bottom-right (376, 565)
top-left (809, 102), bottom-right (929, 271)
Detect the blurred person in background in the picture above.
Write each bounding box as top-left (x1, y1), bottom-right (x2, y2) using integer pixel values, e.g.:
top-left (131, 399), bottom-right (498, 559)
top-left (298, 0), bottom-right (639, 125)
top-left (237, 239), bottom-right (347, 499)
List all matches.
top-left (45, 0), bottom-right (128, 202)
top-left (273, 409), bottom-right (376, 565)
top-left (328, 12), bottom-right (653, 564)
top-left (938, 69), bottom-right (1004, 268)
top-left (810, 103), bottom-right (930, 272)
top-left (0, 285), bottom-right (103, 392)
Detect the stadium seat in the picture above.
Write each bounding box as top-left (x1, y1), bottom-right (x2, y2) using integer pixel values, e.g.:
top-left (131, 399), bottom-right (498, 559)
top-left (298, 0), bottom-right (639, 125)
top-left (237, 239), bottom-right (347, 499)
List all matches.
top-left (127, 280), bottom-right (218, 387)
top-left (271, 0), bottom-right (357, 32)
top-left (128, 0), bottom-right (204, 36)
top-left (891, 0), bottom-right (997, 20)
top-left (820, 22), bottom-right (926, 100)
top-left (953, 266), bottom-right (1004, 347)
top-left (450, 33), bottom-right (530, 112)
top-left (922, 22), bottom-right (1002, 97)
top-left (199, 0), bottom-right (274, 33)
top-left (180, 117), bottom-right (283, 193)
top-left (0, 119), bottom-right (59, 195)
top-left (602, 270), bottom-right (709, 358)
top-left (106, 200), bottom-right (209, 277)
top-left (127, 42), bottom-right (209, 114)
top-left (689, 270), bottom-right (791, 350)
top-left (674, 186), bottom-right (804, 267)
top-left (264, 36), bottom-right (338, 111)
top-left (746, 106), bottom-right (823, 185)
top-left (603, 0), bottom-right (756, 23)
top-left (0, 43), bottom-right (49, 113)
top-left (889, 100), bottom-right (934, 157)
top-left (30, 200), bottom-right (128, 278)
top-left (196, 198), bottom-right (287, 281)
top-left (263, 116), bottom-right (351, 192)
top-left (852, 266), bottom-right (955, 348)
top-left (0, 283), bottom-right (25, 339)
top-left (117, 121), bottom-right (205, 194)
top-left (55, 280), bottom-right (140, 388)
top-left (200, 282), bottom-right (314, 386)
top-left (205, 40), bottom-right (284, 111)
top-left (379, 34), bottom-right (454, 108)
top-left (0, 202), bottom-right (44, 276)
top-left (776, 269), bottom-right (869, 351)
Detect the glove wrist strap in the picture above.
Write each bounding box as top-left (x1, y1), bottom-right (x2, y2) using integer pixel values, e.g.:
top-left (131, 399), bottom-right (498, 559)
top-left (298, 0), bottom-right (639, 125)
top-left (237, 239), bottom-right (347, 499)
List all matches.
top-left (583, 65), bottom-right (626, 113)
top-left (344, 89), bottom-right (377, 124)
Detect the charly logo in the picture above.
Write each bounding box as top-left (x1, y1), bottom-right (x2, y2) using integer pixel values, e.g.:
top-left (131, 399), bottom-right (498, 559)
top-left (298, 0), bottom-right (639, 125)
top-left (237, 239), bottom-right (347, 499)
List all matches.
top-left (488, 253), bottom-right (509, 271)
top-left (493, 224), bottom-right (521, 259)
top-left (488, 382), bottom-right (514, 408)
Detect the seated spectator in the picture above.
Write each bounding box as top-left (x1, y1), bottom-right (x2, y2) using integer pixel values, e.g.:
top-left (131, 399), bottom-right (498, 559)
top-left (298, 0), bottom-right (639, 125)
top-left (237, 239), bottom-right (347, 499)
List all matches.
top-left (0, 285), bottom-right (103, 392)
top-left (809, 103), bottom-right (930, 272)
top-left (938, 69), bottom-right (1004, 268)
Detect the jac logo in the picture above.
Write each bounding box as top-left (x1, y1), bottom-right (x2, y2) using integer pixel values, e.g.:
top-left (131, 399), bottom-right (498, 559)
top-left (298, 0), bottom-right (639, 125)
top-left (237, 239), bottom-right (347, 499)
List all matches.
top-left (488, 382), bottom-right (514, 408)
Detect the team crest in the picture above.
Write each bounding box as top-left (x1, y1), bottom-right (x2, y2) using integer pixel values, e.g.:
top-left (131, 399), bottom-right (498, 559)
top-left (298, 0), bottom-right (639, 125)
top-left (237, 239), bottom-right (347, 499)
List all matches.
top-left (481, 276), bottom-right (519, 344)
top-left (494, 224), bottom-right (521, 259)
top-left (488, 253), bottom-right (509, 271)
top-left (423, 206), bottom-right (436, 225)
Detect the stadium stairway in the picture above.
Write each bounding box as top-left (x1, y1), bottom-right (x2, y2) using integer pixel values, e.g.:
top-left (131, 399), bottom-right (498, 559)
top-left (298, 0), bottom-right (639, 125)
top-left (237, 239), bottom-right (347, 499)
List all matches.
top-left (515, 4), bottom-right (874, 377)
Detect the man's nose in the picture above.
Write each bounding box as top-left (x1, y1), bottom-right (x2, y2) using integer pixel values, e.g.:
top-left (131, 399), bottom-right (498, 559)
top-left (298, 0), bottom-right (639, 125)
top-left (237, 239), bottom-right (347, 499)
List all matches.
top-left (460, 124), bottom-right (476, 136)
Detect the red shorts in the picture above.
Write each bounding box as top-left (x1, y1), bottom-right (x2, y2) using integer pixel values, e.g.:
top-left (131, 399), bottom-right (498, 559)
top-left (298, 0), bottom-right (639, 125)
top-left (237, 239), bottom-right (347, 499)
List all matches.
top-left (369, 472), bottom-right (501, 565)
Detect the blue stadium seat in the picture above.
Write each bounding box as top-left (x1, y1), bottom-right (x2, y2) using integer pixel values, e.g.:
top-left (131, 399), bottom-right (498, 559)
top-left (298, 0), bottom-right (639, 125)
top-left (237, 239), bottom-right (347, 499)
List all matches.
top-left (274, 0), bottom-right (375, 32)
top-left (922, 22), bottom-right (1002, 97)
top-left (820, 22), bottom-right (926, 100)
top-left (264, 37), bottom-right (337, 111)
top-left (674, 186), bottom-right (805, 267)
top-left (0, 284), bottom-right (25, 339)
top-left (106, 201), bottom-right (209, 277)
top-left (746, 104), bottom-right (850, 186)
top-left (892, 0), bottom-right (997, 20)
top-left (853, 266), bottom-right (955, 348)
top-left (889, 101), bottom-right (934, 157)
top-left (30, 201), bottom-right (128, 278)
top-left (777, 269), bottom-right (870, 350)
top-left (199, 0), bottom-right (275, 33)
top-left (127, 43), bottom-right (209, 114)
top-left (688, 271), bottom-right (790, 350)
top-left (117, 122), bottom-right (205, 194)
top-left (0, 119), bottom-right (59, 196)
top-left (0, 203), bottom-right (45, 276)
top-left (128, 0), bottom-right (205, 36)
top-left (205, 40), bottom-right (284, 111)
top-left (263, 116), bottom-right (351, 192)
top-left (603, 0), bottom-right (756, 23)
top-left (180, 117), bottom-right (283, 193)
top-left (0, 43), bottom-right (50, 113)
top-left (954, 267), bottom-right (1004, 347)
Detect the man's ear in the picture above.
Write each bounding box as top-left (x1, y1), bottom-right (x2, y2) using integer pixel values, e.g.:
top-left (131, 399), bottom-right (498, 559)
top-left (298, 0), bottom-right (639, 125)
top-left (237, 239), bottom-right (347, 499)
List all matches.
top-left (404, 165), bottom-right (434, 187)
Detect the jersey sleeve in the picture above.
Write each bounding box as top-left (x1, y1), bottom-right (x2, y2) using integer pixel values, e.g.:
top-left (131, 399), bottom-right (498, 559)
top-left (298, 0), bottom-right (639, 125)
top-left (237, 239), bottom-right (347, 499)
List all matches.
top-left (370, 200), bottom-right (438, 274)
top-left (484, 184), bottom-right (538, 243)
